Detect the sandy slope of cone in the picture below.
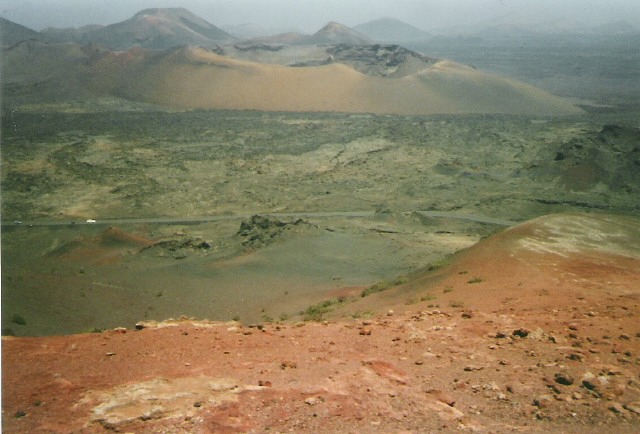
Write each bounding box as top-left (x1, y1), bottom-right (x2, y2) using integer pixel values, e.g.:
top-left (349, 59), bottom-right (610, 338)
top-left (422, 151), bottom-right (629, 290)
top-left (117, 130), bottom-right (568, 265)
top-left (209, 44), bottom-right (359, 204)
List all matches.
top-left (89, 46), bottom-right (582, 115)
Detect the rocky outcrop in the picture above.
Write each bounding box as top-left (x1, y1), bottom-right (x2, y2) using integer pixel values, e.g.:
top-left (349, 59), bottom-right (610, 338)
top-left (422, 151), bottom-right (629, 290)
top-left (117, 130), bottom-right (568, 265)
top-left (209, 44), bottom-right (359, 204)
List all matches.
top-left (327, 44), bottom-right (437, 77)
top-left (237, 215), bottom-right (311, 248)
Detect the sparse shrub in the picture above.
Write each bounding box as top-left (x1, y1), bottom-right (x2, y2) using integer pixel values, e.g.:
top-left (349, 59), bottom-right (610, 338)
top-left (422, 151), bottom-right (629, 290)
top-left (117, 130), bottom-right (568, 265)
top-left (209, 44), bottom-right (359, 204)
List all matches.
top-left (449, 300), bottom-right (465, 308)
top-left (362, 280), bottom-right (391, 297)
top-left (11, 314), bottom-right (26, 326)
top-left (421, 294), bottom-right (436, 302)
top-left (352, 310), bottom-right (374, 319)
top-left (443, 286), bottom-right (453, 293)
top-left (302, 305), bottom-right (326, 322)
top-left (406, 297), bottom-right (418, 305)
top-left (426, 257), bottom-right (450, 272)
top-left (302, 298), bottom-right (342, 321)
top-left (361, 275), bottom-right (410, 298)
top-left (393, 275), bottom-right (409, 285)
top-left (467, 277), bottom-right (484, 284)
top-left (279, 313), bottom-right (290, 321)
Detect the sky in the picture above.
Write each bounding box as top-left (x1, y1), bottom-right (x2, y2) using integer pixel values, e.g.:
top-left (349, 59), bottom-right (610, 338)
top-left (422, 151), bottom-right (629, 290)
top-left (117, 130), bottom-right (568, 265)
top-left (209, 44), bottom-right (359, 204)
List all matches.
top-left (1, 0), bottom-right (639, 32)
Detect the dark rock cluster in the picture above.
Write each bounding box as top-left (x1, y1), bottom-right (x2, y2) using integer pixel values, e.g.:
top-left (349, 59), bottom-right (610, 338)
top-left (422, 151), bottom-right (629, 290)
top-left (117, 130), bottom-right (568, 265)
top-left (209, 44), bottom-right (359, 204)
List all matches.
top-left (237, 215), bottom-right (309, 247)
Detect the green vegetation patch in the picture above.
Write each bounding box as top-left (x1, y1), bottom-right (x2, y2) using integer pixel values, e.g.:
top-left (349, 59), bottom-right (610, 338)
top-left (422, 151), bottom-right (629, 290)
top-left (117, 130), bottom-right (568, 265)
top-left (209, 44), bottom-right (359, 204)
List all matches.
top-left (301, 297), bottom-right (348, 321)
top-left (425, 256), bottom-right (451, 272)
top-left (361, 275), bottom-right (409, 298)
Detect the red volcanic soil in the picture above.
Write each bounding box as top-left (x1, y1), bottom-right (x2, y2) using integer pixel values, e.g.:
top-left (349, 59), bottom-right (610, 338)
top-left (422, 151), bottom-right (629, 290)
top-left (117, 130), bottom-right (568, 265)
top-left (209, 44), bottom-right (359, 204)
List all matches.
top-left (3, 213), bottom-right (640, 433)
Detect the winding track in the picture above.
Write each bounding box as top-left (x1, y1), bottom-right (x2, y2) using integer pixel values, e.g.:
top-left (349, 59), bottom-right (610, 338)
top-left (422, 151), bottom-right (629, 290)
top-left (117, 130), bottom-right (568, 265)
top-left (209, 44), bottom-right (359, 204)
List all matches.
top-left (1, 211), bottom-right (518, 228)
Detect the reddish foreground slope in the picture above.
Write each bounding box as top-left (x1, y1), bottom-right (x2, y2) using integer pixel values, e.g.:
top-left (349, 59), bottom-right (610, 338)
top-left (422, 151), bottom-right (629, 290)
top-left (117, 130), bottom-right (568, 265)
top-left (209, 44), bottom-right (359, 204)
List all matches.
top-left (3, 213), bottom-right (639, 433)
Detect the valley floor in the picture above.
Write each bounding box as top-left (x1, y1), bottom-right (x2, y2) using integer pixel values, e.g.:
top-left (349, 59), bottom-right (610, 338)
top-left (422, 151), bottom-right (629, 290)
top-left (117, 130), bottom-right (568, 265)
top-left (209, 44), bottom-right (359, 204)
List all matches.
top-left (2, 105), bottom-right (639, 335)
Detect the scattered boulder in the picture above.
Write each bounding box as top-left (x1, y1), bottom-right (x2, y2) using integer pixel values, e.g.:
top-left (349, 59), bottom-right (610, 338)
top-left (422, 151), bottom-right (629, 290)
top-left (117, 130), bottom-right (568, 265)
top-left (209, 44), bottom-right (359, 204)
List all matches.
top-left (581, 372), bottom-right (598, 391)
top-left (512, 328), bottom-right (530, 338)
top-left (624, 402), bottom-right (640, 415)
top-left (533, 395), bottom-right (553, 408)
top-left (554, 373), bottom-right (575, 386)
top-left (608, 402), bottom-right (625, 414)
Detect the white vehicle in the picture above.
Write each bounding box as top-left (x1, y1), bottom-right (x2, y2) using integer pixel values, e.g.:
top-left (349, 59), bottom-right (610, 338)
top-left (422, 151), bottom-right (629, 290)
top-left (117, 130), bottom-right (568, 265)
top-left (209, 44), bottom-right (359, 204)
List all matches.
top-left (86, 219), bottom-right (96, 223)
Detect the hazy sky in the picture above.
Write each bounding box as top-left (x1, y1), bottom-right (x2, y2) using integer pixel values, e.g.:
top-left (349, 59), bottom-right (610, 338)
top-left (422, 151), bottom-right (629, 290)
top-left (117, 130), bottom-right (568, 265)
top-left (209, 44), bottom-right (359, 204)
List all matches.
top-left (1, 0), bottom-right (639, 32)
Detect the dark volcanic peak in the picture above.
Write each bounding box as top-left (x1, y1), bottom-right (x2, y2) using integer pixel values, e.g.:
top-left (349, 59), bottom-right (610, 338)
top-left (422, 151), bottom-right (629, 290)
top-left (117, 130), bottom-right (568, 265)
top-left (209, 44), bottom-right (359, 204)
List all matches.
top-left (82, 7), bottom-right (236, 50)
top-left (354, 17), bottom-right (431, 43)
top-left (0, 17), bottom-right (41, 47)
top-left (307, 21), bottom-right (372, 45)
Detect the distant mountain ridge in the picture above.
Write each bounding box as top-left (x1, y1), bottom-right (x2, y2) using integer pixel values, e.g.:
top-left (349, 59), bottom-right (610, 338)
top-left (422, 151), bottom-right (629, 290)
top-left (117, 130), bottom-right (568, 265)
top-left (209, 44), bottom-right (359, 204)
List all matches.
top-left (1, 9), bottom-right (582, 116)
top-left (3, 10), bottom-right (370, 49)
top-left (247, 21), bottom-right (372, 46)
top-left (354, 18), bottom-right (430, 43)
top-left (3, 9), bottom-right (636, 50)
top-left (0, 17), bottom-right (41, 47)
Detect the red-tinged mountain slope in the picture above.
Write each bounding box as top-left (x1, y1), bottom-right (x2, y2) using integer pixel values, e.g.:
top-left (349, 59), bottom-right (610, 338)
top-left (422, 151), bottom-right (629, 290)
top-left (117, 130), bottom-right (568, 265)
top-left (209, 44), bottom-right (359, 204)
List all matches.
top-left (335, 213), bottom-right (640, 317)
top-left (70, 8), bottom-right (236, 49)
